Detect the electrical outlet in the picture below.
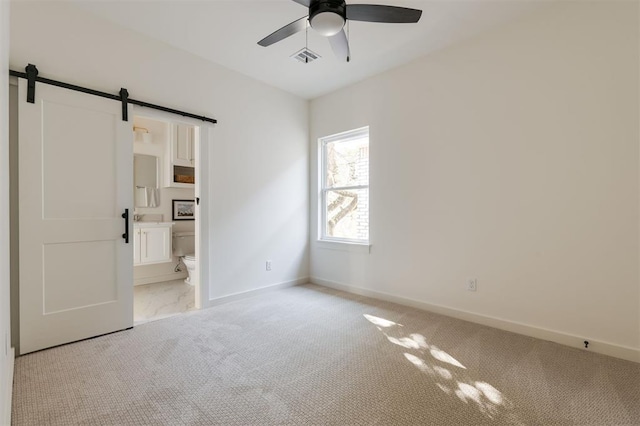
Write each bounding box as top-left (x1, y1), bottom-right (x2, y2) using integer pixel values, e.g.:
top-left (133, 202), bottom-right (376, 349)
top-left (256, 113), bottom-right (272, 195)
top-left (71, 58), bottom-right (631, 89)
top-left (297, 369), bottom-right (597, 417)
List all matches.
top-left (266, 261), bottom-right (272, 271)
top-left (467, 278), bottom-right (477, 292)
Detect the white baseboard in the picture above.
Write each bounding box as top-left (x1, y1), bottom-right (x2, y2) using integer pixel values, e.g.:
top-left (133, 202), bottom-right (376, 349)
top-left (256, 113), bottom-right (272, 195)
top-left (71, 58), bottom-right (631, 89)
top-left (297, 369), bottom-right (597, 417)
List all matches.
top-left (206, 277), bottom-right (310, 308)
top-left (310, 277), bottom-right (640, 363)
top-left (2, 347), bottom-right (14, 426)
top-left (134, 272), bottom-right (187, 286)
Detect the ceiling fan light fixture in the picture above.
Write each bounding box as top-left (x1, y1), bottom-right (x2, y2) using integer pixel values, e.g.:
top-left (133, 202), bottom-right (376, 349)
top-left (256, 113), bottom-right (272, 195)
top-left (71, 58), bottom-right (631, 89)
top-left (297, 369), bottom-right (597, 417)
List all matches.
top-left (310, 11), bottom-right (345, 37)
top-left (257, 0), bottom-right (423, 63)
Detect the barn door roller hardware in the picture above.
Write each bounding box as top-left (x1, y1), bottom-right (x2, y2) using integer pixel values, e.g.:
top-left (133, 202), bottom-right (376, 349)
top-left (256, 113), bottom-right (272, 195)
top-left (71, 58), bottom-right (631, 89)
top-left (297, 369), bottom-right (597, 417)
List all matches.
top-left (9, 64), bottom-right (217, 124)
top-left (119, 88), bottom-right (129, 122)
top-left (25, 64), bottom-right (38, 103)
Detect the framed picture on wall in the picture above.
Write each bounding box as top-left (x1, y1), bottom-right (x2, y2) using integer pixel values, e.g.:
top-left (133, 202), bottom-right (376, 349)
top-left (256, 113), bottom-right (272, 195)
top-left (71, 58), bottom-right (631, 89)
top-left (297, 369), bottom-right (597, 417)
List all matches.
top-left (172, 199), bottom-right (195, 221)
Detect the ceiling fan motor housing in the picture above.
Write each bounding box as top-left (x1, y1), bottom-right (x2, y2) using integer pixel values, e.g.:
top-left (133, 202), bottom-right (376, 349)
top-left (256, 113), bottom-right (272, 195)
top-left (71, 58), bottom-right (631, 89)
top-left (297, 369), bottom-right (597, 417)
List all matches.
top-left (309, 0), bottom-right (347, 37)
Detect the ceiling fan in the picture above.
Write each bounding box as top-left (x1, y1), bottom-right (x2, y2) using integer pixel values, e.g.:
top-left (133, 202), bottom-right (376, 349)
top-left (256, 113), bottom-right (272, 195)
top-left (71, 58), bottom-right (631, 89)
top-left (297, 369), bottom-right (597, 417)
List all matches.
top-left (257, 0), bottom-right (422, 62)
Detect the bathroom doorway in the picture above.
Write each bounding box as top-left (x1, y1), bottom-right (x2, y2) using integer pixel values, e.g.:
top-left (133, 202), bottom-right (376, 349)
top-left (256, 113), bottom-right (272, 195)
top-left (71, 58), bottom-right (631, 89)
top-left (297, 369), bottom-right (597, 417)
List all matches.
top-left (130, 111), bottom-right (208, 324)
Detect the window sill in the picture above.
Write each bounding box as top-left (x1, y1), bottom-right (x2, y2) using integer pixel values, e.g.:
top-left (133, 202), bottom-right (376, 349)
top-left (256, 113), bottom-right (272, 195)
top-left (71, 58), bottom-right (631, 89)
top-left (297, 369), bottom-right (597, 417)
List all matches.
top-left (315, 240), bottom-right (371, 254)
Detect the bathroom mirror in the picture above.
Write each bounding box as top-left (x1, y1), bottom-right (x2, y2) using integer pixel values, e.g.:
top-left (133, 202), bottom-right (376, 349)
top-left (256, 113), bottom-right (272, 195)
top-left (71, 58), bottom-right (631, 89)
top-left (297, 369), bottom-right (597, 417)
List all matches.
top-left (134, 154), bottom-right (159, 207)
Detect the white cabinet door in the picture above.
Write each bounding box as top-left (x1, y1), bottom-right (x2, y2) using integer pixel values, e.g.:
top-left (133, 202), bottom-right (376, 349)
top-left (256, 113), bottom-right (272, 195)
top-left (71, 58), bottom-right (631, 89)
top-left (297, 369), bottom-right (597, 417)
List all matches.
top-left (133, 229), bottom-right (141, 265)
top-left (18, 79), bottom-right (133, 354)
top-left (173, 124), bottom-right (193, 167)
top-left (140, 226), bottom-right (172, 264)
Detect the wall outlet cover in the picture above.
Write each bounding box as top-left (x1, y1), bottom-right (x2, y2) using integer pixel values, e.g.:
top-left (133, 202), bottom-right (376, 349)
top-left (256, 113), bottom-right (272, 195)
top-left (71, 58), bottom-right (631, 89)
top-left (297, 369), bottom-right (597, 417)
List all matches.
top-left (467, 278), bottom-right (477, 292)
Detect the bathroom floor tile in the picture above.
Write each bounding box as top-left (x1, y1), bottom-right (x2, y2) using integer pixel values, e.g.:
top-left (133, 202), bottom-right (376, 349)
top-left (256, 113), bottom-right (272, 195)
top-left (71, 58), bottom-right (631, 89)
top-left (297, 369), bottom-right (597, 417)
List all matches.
top-left (133, 279), bottom-right (196, 325)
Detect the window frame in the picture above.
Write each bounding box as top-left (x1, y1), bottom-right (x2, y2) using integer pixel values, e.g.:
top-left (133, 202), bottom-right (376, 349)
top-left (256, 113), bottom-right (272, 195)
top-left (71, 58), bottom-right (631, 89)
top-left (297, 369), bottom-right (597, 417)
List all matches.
top-left (319, 126), bottom-right (370, 245)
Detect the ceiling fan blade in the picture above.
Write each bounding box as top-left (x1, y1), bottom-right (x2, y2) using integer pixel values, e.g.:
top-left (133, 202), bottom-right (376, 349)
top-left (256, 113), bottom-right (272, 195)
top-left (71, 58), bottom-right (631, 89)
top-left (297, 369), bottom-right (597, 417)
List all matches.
top-left (346, 4), bottom-right (422, 23)
top-left (258, 16), bottom-right (308, 47)
top-left (328, 29), bottom-right (350, 62)
top-left (291, 0), bottom-right (311, 6)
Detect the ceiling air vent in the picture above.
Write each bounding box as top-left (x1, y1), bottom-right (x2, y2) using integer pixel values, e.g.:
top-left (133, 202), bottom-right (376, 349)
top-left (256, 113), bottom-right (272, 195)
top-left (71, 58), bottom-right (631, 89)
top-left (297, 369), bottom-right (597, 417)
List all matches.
top-left (291, 48), bottom-right (321, 63)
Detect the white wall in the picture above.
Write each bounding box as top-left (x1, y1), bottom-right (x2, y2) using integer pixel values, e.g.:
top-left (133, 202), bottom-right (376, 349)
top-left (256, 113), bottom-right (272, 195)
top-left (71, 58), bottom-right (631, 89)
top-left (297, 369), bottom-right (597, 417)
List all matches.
top-left (1, 1), bottom-right (14, 423)
top-left (9, 2), bottom-right (309, 304)
top-left (310, 2), bottom-right (639, 360)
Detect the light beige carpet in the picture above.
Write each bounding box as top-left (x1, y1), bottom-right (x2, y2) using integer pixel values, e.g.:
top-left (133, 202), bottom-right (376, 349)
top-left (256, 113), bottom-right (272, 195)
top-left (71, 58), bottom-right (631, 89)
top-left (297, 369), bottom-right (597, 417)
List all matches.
top-left (11, 284), bottom-right (640, 425)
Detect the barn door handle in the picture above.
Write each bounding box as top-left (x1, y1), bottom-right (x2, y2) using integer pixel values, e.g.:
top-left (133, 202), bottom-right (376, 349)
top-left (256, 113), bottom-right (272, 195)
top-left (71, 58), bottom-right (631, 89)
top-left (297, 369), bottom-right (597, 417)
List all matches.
top-left (122, 209), bottom-right (130, 243)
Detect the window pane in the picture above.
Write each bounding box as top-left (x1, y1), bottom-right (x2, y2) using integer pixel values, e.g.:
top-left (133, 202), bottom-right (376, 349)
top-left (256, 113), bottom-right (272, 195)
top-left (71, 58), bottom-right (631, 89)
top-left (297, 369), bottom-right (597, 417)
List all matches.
top-left (325, 136), bottom-right (369, 188)
top-left (326, 188), bottom-right (369, 240)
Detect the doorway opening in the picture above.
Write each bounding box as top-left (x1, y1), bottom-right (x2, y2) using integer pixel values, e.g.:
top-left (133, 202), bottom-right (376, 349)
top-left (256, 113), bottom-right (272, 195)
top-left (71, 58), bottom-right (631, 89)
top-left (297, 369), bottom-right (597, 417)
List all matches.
top-left (131, 115), bottom-right (200, 325)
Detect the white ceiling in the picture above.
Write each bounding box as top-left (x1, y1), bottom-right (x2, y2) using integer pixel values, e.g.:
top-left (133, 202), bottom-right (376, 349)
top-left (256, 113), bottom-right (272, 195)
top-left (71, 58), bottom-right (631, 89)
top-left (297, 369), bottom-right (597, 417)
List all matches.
top-left (74, 1), bottom-right (545, 99)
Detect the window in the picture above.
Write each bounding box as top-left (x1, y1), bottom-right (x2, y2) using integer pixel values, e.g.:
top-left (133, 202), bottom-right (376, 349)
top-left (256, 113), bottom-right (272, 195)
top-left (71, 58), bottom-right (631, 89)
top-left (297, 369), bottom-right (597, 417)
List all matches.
top-left (320, 127), bottom-right (369, 243)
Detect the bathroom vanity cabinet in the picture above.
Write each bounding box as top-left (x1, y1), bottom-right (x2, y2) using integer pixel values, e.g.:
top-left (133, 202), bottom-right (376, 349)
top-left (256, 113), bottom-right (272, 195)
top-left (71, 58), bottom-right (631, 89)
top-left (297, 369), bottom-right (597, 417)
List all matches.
top-left (133, 223), bottom-right (174, 266)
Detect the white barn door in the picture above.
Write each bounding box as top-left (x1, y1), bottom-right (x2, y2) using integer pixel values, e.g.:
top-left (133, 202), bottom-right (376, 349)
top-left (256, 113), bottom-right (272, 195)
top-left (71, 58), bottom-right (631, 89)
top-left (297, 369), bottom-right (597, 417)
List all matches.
top-left (18, 80), bottom-right (133, 354)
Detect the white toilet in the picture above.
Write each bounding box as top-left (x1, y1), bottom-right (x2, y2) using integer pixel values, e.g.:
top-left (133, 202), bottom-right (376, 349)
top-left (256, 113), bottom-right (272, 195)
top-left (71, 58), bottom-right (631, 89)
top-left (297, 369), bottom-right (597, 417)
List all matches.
top-left (172, 231), bottom-right (196, 286)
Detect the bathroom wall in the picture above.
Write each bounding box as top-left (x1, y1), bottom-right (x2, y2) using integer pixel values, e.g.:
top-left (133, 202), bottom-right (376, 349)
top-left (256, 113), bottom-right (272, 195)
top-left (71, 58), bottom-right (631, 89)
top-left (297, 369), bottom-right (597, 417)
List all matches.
top-left (133, 116), bottom-right (194, 285)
